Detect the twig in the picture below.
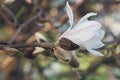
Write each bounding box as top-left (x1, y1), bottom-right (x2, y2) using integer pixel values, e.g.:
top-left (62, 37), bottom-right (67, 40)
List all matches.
top-left (0, 41), bottom-right (8, 45)
top-left (9, 11), bottom-right (42, 43)
top-left (0, 42), bottom-right (54, 49)
top-left (0, 4), bottom-right (17, 23)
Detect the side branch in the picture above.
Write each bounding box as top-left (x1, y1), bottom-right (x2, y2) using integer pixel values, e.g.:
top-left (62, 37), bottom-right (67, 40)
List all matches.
top-left (9, 11), bottom-right (42, 43)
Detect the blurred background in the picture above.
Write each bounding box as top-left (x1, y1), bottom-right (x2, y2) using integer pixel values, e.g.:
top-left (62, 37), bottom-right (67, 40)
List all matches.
top-left (0, 0), bottom-right (120, 80)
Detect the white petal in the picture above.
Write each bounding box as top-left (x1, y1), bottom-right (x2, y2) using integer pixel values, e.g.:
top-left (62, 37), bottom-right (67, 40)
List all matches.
top-left (85, 41), bottom-right (105, 49)
top-left (66, 1), bottom-right (74, 28)
top-left (63, 21), bottom-right (101, 44)
top-left (74, 12), bottom-right (97, 28)
top-left (81, 29), bottom-right (105, 43)
top-left (81, 29), bottom-right (105, 49)
top-left (73, 21), bottom-right (101, 31)
top-left (65, 21), bottom-right (102, 36)
top-left (97, 29), bottom-right (105, 40)
top-left (64, 30), bottom-right (96, 45)
top-left (58, 2), bottom-right (74, 40)
top-left (89, 29), bottom-right (105, 41)
top-left (87, 48), bottom-right (104, 56)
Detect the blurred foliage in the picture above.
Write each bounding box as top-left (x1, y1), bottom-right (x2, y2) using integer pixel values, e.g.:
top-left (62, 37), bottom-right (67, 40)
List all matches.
top-left (0, 27), bottom-right (7, 40)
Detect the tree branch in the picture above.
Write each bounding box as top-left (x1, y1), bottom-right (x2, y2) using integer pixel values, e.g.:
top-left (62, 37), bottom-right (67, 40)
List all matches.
top-left (9, 11), bottom-right (42, 43)
top-left (0, 42), bottom-right (54, 50)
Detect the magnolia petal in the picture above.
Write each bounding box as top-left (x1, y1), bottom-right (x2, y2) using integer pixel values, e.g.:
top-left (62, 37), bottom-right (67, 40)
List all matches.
top-left (74, 13), bottom-right (97, 28)
top-left (87, 48), bottom-right (104, 56)
top-left (84, 41), bottom-right (105, 49)
top-left (64, 30), bottom-right (96, 45)
top-left (63, 21), bottom-right (102, 44)
top-left (90, 29), bottom-right (105, 41)
top-left (97, 29), bottom-right (105, 40)
top-left (81, 29), bottom-right (105, 44)
top-left (58, 2), bottom-right (74, 40)
top-left (88, 29), bottom-right (105, 42)
top-left (66, 1), bottom-right (73, 28)
top-left (64, 21), bottom-right (102, 37)
top-left (73, 21), bottom-right (101, 31)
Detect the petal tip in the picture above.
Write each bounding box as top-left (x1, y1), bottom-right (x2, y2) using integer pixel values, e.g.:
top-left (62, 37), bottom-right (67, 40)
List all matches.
top-left (98, 53), bottom-right (104, 56)
top-left (66, 1), bottom-right (70, 9)
top-left (66, 1), bottom-right (69, 5)
top-left (87, 48), bottom-right (104, 56)
top-left (94, 52), bottom-right (104, 56)
top-left (91, 12), bottom-right (97, 15)
top-left (84, 12), bottom-right (98, 18)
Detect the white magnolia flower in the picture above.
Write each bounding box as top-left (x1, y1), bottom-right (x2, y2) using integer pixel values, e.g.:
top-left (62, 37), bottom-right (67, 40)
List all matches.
top-left (58, 2), bottom-right (105, 56)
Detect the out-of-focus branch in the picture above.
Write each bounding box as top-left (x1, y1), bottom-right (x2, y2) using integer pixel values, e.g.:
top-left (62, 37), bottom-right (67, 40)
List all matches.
top-left (9, 11), bottom-right (42, 43)
top-left (0, 4), bottom-right (17, 23)
top-left (0, 42), bottom-right (54, 50)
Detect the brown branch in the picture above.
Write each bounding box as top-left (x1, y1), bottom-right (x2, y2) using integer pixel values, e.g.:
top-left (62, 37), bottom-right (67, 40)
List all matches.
top-left (0, 42), bottom-right (54, 50)
top-left (0, 4), bottom-right (17, 23)
top-left (9, 11), bottom-right (42, 43)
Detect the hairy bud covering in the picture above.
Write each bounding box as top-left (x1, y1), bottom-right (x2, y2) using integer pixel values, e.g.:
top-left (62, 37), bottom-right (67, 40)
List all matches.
top-left (59, 38), bottom-right (79, 50)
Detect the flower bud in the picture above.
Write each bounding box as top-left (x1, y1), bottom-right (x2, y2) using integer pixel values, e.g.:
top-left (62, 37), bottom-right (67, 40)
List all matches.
top-left (35, 32), bottom-right (46, 43)
top-left (24, 47), bottom-right (36, 59)
top-left (3, 47), bottom-right (20, 57)
top-left (33, 32), bottom-right (46, 55)
top-left (53, 46), bottom-right (71, 62)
